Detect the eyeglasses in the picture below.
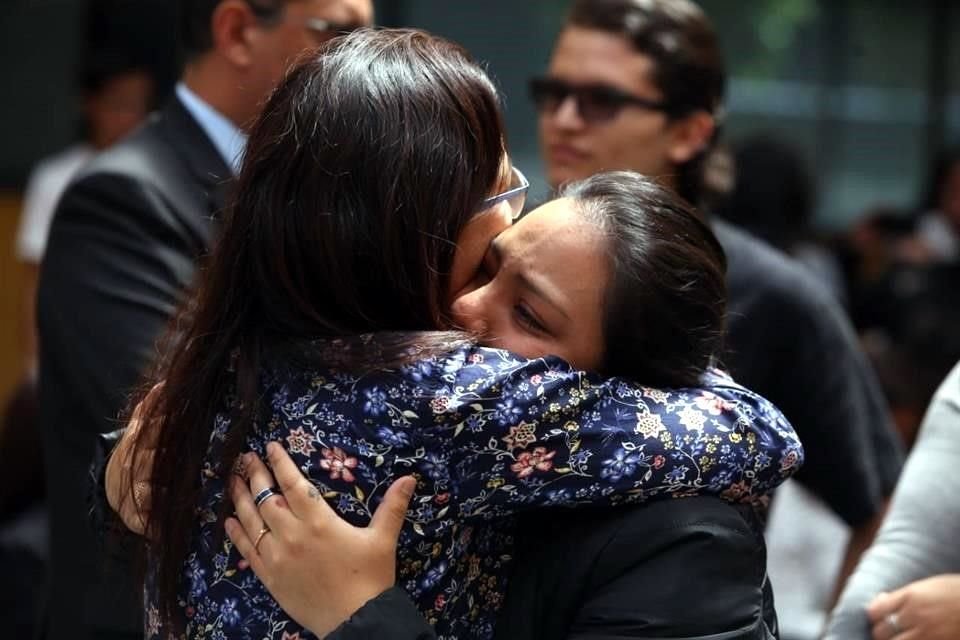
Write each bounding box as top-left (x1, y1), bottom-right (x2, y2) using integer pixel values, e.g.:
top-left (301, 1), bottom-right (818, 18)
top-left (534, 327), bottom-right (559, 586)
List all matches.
top-left (529, 77), bottom-right (672, 124)
top-left (477, 167), bottom-right (529, 220)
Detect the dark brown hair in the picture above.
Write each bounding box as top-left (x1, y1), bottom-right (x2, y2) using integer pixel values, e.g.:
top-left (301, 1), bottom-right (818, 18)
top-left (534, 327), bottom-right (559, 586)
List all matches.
top-left (562, 171), bottom-right (727, 385)
top-left (133, 28), bottom-right (505, 624)
top-left (567, 0), bottom-right (726, 205)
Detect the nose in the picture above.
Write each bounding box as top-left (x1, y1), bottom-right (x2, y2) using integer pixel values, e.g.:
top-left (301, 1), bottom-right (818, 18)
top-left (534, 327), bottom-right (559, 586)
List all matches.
top-left (552, 95), bottom-right (584, 130)
top-left (449, 285), bottom-right (491, 336)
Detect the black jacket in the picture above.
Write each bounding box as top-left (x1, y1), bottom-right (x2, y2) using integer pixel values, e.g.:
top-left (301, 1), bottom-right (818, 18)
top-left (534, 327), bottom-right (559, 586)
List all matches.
top-left (37, 98), bottom-right (228, 640)
top-left (329, 497), bottom-right (777, 640)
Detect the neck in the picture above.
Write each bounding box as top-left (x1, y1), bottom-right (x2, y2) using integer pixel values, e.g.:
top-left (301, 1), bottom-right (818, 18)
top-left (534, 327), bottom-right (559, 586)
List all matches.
top-left (181, 56), bottom-right (254, 130)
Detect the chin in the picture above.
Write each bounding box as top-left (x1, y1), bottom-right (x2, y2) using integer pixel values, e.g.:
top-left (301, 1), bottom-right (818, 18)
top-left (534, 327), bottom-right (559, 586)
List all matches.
top-left (547, 165), bottom-right (587, 190)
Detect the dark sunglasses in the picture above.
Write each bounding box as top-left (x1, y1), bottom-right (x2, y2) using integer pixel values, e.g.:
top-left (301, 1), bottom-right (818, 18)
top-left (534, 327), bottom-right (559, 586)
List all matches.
top-left (529, 77), bottom-right (672, 124)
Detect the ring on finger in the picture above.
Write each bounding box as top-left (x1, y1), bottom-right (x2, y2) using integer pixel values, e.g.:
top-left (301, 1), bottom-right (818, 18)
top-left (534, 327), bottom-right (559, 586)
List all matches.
top-left (886, 612), bottom-right (902, 636)
top-left (253, 486), bottom-right (281, 509)
top-left (253, 525), bottom-right (271, 552)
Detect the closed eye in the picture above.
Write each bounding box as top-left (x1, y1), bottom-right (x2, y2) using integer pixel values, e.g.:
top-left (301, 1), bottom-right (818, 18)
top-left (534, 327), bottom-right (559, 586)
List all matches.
top-left (514, 303), bottom-right (547, 334)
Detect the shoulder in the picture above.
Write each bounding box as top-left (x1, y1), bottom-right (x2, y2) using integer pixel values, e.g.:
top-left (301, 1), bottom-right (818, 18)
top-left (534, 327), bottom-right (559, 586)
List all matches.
top-left (27, 144), bottom-right (93, 186)
top-left (714, 218), bottom-right (844, 324)
top-left (71, 114), bottom-right (180, 192)
top-left (505, 498), bottom-right (773, 638)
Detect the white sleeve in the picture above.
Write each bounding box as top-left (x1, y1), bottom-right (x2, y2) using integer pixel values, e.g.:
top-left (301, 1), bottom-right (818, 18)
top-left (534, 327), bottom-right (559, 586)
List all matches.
top-left (16, 165), bottom-right (60, 262)
top-left (15, 148), bottom-right (91, 263)
top-left (824, 361), bottom-right (960, 638)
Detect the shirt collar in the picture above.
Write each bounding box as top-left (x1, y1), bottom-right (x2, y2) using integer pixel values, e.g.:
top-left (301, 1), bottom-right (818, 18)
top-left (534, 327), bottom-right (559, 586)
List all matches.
top-left (175, 82), bottom-right (248, 176)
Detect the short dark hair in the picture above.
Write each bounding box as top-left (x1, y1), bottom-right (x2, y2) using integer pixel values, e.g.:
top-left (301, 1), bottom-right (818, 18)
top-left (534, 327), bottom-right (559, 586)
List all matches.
top-left (567, 0), bottom-right (726, 205)
top-left (562, 171), bottom-right (727, 386)
top-left (136, 28), bottom-right (506, 626)
top-left (176, 0), bottom-right (285, 60)
top-left (80, 48), bottom-right (149, 96)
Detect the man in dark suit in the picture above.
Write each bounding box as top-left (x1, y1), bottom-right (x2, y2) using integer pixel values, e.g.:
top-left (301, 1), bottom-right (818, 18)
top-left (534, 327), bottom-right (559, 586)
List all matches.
top-left (36, 2), bottom-right (373, 639)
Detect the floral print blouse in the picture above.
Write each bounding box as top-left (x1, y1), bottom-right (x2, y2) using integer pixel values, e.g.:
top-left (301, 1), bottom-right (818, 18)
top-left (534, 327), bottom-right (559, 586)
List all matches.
top-left (146, 344), bottom-right (802, 640)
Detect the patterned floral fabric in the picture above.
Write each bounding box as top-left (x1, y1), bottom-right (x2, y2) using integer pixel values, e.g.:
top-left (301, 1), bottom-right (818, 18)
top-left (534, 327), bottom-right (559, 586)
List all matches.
top-left (146, 344), bottom-right (802, 640)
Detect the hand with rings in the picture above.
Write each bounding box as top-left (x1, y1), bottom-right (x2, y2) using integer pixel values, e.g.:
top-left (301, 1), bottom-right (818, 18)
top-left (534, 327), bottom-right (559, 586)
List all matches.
top-left (225, 442), bottom-right (416, 638)
top-left (866, 574), bottom-right (960, 640)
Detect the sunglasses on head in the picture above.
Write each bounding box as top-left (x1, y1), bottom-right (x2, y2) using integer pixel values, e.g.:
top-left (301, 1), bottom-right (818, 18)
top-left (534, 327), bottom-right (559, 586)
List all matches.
top-left (529, 77), bottom-right (673, 124)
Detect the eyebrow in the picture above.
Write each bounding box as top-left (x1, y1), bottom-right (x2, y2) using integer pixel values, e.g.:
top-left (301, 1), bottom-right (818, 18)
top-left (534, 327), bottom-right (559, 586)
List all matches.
top-left (490, 236), bottom-right (572, 321)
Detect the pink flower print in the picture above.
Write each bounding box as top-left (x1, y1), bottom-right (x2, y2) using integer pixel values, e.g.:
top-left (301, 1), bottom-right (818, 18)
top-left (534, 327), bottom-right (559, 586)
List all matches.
top-left (435, 594), bottom-right (447, 610)
top-left (285, 427), bottom-right (317, 456)
top-left (319, 446), bottom-right (358, 483)
top-left (721, 480), bottom-right (751, 502)
top-left (780, 449), bottom-right (800, 473)
top-left (529, 374), bottom-right (543, 386)
top-left (282, 633), bottom-right (301, 640)
top-left (469, 353), bottom-right (484, 364)
top-left (435, 492), bottom-right (450, 505)
top-left (431, 395), bottom-right (450, 414)
top-left (511, 446), bottom-right (556, 478)
top-left (694, 391), bottom-right (734, 416)
top-left (653, 454), bottom-right (666, 469)
top-left (502, 421), bottom-right (537, 450)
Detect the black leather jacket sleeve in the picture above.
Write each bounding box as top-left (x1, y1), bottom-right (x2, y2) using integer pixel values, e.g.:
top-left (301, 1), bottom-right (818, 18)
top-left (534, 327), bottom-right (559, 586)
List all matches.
top-left (326, 499), bottom-right (776, 640)
top-left (324, 587), bottom-right (435, 640)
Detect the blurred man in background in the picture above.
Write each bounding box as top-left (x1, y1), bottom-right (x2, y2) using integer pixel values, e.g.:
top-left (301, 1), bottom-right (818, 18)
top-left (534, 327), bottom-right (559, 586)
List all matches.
top-left (36, 2), bottom-right (372, 639)
top-left (0, 47), bottom-right (152, 640)
top-left (529, 2), bottom-right (903, 637)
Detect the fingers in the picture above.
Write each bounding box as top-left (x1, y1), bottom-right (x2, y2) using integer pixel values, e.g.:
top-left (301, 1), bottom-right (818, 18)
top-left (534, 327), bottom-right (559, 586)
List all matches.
top-left (225, 516), bottom-right (264, 576)
top-left (230, 474), bottom-right (268, 545)
top-left (120, 480), bottom-right (151, 535)
top-left (369, 476), bottom-right (415, 542)
top-left (867, 590), bottom-right (907, 624)
top-left (127, 382), bottom-right (165, 448)
top-left (264, 442), bottom-right (328, 520)
top-left (234, 456), bottom-right (297, 535)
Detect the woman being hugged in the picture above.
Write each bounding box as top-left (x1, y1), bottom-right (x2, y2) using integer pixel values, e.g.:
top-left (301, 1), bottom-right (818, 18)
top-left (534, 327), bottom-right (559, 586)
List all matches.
top-left (115, 29), bottom-right (800, 640)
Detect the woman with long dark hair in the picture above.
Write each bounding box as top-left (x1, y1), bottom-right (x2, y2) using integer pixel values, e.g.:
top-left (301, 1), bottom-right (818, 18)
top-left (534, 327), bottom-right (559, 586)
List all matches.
top-left (109, 29), bottom-right (799, 640)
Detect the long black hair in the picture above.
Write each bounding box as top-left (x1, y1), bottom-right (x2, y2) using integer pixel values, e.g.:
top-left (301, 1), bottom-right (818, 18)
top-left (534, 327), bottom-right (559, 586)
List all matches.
top-left (132, 28), bottom-right (506, 624)
top-left (563, 171), bottom-right (727, 385)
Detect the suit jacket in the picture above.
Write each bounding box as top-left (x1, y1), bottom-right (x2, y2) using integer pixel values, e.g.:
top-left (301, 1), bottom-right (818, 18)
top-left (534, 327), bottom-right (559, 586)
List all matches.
top-left (330, 497), bottom-right (778, 639)
top-left (37, 97), bottom-right (229, 640)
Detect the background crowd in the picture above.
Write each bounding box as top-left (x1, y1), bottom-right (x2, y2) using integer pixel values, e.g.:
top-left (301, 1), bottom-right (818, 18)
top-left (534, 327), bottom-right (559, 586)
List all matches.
top-left (0, 1), bottom-right (958, 639)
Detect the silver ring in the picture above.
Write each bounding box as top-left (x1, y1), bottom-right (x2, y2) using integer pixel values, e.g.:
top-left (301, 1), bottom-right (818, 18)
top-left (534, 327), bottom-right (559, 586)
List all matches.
top-left (253, 486), bottom-right (280, 508)
top-left (886, 612), bottom-right (902, 636)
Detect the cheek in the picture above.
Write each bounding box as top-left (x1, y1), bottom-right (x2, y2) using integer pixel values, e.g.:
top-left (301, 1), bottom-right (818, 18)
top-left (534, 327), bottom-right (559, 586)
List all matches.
top-left (447, 210), bottom-right (512, 300)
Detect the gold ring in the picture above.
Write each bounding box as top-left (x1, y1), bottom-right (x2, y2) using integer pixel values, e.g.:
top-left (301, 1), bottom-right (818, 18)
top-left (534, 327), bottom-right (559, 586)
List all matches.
top-left (253, 525), bottom-right (271, 552)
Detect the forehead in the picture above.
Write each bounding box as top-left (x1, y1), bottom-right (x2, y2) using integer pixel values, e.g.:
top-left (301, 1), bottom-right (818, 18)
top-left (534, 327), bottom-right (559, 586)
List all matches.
top-left (548, 26), bottom-right (658, 95)
top-left (509, 198), bottom-right (602, 255)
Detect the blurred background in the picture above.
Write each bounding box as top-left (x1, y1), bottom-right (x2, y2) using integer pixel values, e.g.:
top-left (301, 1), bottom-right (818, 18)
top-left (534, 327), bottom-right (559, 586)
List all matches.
top-left (5, 0), bottom-right (960, 426)
top-left (1, 0), bottom-right (959, 637)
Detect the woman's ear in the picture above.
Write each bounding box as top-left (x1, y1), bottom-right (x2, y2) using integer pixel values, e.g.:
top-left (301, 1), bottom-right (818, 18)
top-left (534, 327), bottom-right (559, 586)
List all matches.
top-left (666, 111), bottom-right (716, 165)
top-left (210, 0), bottom-right (260, 69)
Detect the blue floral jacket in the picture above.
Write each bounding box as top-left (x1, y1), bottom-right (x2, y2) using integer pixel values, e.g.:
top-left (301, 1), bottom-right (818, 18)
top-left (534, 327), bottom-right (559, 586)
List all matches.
top-left (146, 345), bottom-right (802, 640)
